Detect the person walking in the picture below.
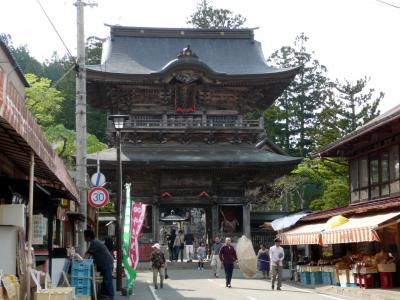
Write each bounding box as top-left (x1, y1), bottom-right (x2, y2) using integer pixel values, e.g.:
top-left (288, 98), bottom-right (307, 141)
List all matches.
top-left (257, 244), bottom-right (269, 279)
top-left (197, 242), bottom-right (207, 270)
top-left (167, 228), bottom-right (176, 261)
top-left (150, 243), bottom-right (166, 289)
top-left (210, 237), bottom-right (223, 277)
top-left (84, 229), bottom-right (114, 299)
top-left (219, 237), bottom-right (237, 288)
top-left (270, 238), bottom-right (285, 290)
top-left (173, 230), bottom-right (185, 262)
top-left (184, 231), bottom-right (194, 262)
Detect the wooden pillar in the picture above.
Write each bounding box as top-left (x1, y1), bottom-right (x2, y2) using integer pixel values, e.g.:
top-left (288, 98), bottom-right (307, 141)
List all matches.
top-left (243, 203), bottom-right (251, 238)
top-left (211, 204), bottom-right (219, 239)
top-left (152, 203), bottom-right (159, 242)
top-left (27, 152), bottom-right (34, 300)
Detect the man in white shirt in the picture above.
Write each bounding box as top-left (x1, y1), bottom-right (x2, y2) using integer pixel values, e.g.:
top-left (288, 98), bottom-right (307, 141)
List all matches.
top-left (269, 237), bottom-right (284, 290)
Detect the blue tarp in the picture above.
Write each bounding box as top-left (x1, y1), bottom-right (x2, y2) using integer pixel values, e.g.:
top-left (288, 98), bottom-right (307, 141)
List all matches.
top-left (271, 212), bottom-right (309, 231)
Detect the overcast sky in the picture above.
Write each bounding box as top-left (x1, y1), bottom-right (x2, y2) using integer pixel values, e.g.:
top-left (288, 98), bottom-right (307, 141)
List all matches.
top-left (1, 0), bottom-right (399, 113)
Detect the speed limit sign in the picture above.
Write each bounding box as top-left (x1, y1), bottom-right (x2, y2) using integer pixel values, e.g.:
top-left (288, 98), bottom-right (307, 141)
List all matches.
top-left (88, 186), bottom-right (109, 208)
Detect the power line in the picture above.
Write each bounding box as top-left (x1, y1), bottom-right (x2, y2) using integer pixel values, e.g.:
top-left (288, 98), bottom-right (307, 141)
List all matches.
top-left (376, 0), bottom-right (400, 9)
top-left (35, 0), bottom-right (76, 61)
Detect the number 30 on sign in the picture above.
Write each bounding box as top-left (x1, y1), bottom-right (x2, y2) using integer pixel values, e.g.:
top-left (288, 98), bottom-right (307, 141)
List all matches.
top-left (88, 186), bottom-right (109, 208)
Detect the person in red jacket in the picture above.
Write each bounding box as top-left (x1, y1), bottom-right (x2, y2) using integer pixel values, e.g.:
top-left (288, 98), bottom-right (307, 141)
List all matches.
top-left (219, 237), bottom-right (237, 288)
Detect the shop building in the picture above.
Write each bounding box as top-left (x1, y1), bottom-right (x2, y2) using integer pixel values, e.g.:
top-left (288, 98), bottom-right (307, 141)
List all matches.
top-left (0, 39), bottom-right (80, 297)
top-left (279, 104), bottom-right (400, 288)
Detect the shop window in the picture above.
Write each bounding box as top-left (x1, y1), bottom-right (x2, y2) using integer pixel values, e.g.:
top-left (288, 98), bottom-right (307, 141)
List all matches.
top-left (350, 159), bottom-right (360, 203)
top-left (359, 157), bottom-right (368, 187)
top-left (381, 152), bottom-right (389, 182)
top-left (370, 158), bottom-right (379, 184)
top-left (389, 145), bottom-right (400, 195)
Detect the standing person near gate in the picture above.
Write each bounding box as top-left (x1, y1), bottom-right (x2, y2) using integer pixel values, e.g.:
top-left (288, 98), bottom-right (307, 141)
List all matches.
top-left (173, 230), bottom-right (185, 262)
top-left (257, 244), bottom-right (270, 279)
top-left (219, 237), bottom-right (237, 288)
top-left (150, 243), bottom-right (166, 289)
top-left (270, 238), bottom-right (285, 290)
top-left (184, 231), bottom-right (194, 262)
top-left (210, 237), bottom-right (223, 277)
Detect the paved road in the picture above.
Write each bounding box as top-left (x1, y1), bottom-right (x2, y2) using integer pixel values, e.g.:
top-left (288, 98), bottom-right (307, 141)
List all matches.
top-left (122, 269), bottom-right (358, 300)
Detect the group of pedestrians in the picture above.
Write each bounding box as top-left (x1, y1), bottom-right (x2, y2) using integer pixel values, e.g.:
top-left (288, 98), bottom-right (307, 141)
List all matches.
top-left (257, 238), bottom-right (285, 290)
top-left (151, 235), bottom-right (285, 291)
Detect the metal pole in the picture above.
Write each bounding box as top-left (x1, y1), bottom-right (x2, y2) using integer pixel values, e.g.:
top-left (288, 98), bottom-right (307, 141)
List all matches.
top-left (27, 152), bottom-right (35, 300)
top-left (75, 0), bottom-right (88, 255)
top-left (116, 130), bottom-right (123, 291)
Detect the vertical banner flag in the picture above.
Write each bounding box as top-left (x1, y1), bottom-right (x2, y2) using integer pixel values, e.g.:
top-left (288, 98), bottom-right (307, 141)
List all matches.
top-left (122, 184), bottom-right (135, 291)
top-left (122, 183), bottom-right (146, 292)
top-left (129, 202), bottom-right (146, 270)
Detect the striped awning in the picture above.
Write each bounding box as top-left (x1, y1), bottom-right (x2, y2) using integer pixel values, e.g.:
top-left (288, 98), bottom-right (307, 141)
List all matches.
top-left (279, 223), bottom-right (324, 245)
top-left (322, 212), bottom-right (400, 244)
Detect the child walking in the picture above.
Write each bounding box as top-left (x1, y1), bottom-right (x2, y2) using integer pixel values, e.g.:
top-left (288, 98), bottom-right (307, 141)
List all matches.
top-left (197, 242), bottom-right (207, 270)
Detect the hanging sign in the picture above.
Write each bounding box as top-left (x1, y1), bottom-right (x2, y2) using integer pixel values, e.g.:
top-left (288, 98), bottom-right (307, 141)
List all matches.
top-left (90, 172), bottom-right (106, 187)
top-left (88, 186), bottom-right (109, 208)
top-left (129, 202), bottom-right (146, 270)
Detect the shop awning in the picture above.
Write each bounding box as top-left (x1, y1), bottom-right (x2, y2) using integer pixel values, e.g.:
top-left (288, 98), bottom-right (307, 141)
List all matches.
top-left (271, 212), bottom-right (309, 231)
top-left (279, 223), bottom-right (324, 245)
top-left (322, 212), bottom-right (400, 244)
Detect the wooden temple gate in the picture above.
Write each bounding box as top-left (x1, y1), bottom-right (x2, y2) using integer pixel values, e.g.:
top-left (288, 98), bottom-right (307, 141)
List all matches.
top-left (86, 26), bottom-right (301, 248)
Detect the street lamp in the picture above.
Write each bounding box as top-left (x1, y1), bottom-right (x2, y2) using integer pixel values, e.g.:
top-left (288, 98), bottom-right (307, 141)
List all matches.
top-left (108, 114), bottom-right (129, 292)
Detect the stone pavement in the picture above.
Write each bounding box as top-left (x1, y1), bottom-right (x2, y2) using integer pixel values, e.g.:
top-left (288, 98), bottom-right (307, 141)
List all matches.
top-left (285, 281), bottom-right (400, 300)
top-left (114, 268), bottom-right (359, 300)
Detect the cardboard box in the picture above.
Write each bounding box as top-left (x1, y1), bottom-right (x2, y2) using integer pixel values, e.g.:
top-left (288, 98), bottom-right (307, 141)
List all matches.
top-left (76, 296), bottom-right (91, 300)
top-left (377, 263), bottom-right (396, 273)
top-left (34, 287), bottom-right (75, 300)
top-left (359, 267), bottom-right (378, 274)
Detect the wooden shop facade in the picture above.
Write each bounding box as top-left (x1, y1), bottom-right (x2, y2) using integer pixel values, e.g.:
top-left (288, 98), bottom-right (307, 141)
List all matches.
top-left (279, 104), bottom-right (400, 288)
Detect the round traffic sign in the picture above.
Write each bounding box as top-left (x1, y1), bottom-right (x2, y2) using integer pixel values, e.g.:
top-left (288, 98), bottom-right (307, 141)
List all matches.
top-left (88, 186), bottom-right (109, 208)
top-left (91, 172), bottom-right (106, 187)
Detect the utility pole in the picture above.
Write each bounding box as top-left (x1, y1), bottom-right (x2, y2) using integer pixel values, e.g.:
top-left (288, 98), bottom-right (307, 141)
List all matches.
top-left (75, 0), bottom-right (96, 255)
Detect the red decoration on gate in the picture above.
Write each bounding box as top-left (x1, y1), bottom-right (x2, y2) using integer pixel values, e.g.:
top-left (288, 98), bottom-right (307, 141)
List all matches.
top-left (186, 107), bottom-right (195, 113)
top-left (198, 191), bottom-right (210, 198)
top-left (175, 107), bottom-right (184, 113)
top-left (161, 192), bottom-right (172, 198)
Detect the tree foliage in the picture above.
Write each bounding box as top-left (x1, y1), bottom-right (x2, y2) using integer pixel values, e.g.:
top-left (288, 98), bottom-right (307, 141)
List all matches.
top-left (187, 0), bottom-right (246, 29)
top-left (267, 33), bottom-right (331, 157)
top-left (25, 73), bottom-right (107, 167)
top-left (25, 74), bottom-right (63, 127)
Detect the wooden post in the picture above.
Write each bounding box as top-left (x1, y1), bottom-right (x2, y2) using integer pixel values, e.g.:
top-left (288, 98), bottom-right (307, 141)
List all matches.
top-left (211, 204), bottom-right (219, 239)
top-left (152, 203), bottom-right (159, 242)
top-left (242, 204), bottom-right (251, 238)
top-left (27, 152), bottom-right (35, 300)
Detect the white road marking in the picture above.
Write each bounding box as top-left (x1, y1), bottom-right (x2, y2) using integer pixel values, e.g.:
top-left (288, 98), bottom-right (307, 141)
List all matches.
top-left (246, 296), bottom-right (258, 300)
top-left (287, 285), bottom-right (347, 300)
top-left (146, 280), bottom-right (162, 300)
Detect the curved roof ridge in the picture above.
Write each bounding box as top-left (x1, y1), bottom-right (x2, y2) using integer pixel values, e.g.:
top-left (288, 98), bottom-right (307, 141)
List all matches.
top-left (106, 24), bottom-right (258, 39)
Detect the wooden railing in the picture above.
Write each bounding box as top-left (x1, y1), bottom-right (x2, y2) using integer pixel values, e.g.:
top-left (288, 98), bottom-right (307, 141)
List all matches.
top-left (107, 113), bottom-right (263, 130)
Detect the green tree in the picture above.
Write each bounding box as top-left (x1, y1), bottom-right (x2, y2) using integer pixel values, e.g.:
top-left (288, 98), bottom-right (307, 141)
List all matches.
top-left (25, 73), bottom-right (107, 167)
top-left (25, 74), bottom-right (63, 127)
top-left (187, 0), bottom-right (246, 29)
top-left (86, 36), bottom-right (103, 65)
top-left (334, 77), bottom-right (382, 133)
top-left (267, 33), bottom-right (331, 157)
